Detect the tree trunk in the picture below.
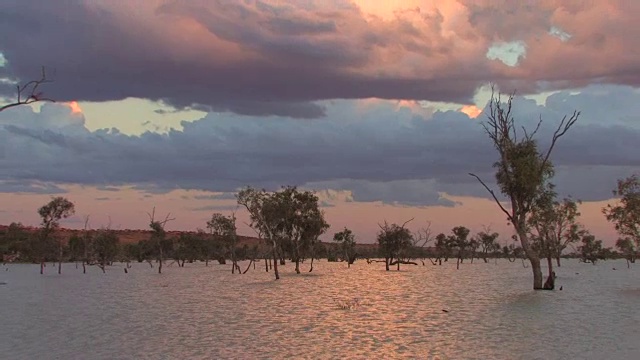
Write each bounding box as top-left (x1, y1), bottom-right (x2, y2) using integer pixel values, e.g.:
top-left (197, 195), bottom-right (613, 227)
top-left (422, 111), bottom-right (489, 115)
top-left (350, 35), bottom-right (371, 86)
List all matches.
top-left (543, 256), bottom-right (555, 290)
top-left (556, 256), bottom-right (561, 267)
top-left (58, 240), bottom-right (62, 275)
top-left (40, 261), bottom-right (44, 274)
top-left (158, 249), bottom-right (163, 274)
top-left (264, 258), bottom-right (269, 272)
top-left (295, 258), bottom-right (300, 274)
top-left (309, 256), bottom-right (314, 272)
top-left (456, 257), bottom-right (460, 270)
top-left (271, 242), bottom-right (280, 280)
top-left (397, 258), bottom-right (400, 271)
top-left (385, 258), bottom-right (390, 271)
top-left (517, 227), bottom-right (543, 290)
top-left (82, 261), bottom-right (86, 274)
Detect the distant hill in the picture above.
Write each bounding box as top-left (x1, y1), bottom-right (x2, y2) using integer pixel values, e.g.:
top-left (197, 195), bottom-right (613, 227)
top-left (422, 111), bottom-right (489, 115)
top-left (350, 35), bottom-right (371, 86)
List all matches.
top-left (0, 224), bottom-right (380, 252)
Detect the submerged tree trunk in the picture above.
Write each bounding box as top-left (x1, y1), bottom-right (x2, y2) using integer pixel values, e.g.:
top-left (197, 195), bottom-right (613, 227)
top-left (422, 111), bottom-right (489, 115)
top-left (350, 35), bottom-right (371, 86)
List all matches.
top-left (264, 258), bottom-right (269, 272)
top-left (543, 256), bottom-right (555, 290)
top-left (158, 248), bottom-right (163, 274)
top-left (456, 257), bottom-right (461, 270)
top-left (556, 256), bottom-right (561, 267)
top-left (309, 256), bottom-right (314, 272)
top-left (518, 227), bottom-right (543, 290)
top-left (58, 239), bottom-right (63, 275)
top-left (385, 257), bottom-right (390, 271)
top-left (271, 242), bottom-right (280, 280)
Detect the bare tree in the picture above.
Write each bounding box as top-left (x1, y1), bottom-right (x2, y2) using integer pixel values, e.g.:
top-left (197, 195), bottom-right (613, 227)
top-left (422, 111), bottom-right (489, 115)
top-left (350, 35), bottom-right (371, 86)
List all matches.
top-left (0, 67), bottom-right (55, 112)
top-left (470, 88), bottom-right (579, 290)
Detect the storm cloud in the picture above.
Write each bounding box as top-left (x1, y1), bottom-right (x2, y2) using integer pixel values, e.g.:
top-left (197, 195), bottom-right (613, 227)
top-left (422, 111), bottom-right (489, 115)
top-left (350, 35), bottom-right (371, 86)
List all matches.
top-left (1, 85), bottom-right (639, 205)
top-left (1, 1), bottom-right (640, 118)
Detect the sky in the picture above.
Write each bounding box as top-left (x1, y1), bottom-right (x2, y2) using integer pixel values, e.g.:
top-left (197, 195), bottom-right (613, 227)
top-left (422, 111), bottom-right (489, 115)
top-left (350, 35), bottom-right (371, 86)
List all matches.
top-left (0, 0), bottom-right (638, 246)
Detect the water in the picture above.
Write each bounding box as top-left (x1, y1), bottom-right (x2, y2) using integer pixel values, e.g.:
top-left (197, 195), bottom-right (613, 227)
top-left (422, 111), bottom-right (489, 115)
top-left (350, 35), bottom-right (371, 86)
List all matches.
top-left (1, 259), bottom-right (639, 359)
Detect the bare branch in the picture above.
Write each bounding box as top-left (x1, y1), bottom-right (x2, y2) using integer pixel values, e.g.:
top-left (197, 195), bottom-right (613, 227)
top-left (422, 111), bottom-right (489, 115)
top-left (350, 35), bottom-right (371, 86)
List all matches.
top-left (0, 66), bottom-right (55, 112)
top-left (401, 217), bottom-right (414, 229)
top-left (469, 172), bottom-right (514, 222)
top-left (541, 110), bottom-right (580, 167)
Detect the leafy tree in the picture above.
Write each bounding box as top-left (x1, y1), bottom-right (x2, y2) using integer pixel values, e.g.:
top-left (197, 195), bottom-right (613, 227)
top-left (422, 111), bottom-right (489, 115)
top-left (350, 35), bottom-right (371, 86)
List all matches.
top-left (270, 186), bottom-right (328, 274)
top-left (529, 187), bottom-right (582, 268)
top-left (578, 233), bottom-right (607, 264)
top-left (333, 227), bottom-right (357, 268)
top-left (615, 238), bottom-right (636, 268)
top-left (470, 89), bottom-right (579, 289)
top-left (603, 175), bottom-right (640, 257)
top-left (477, 230), bottom-right (500, 263)
top-left (207, 213), bottom-right (241, 274)
top-left (93, 229), bottom-right (119, 273)
top-left (147, 207), bottom-right (174, 274)
top-left (38, 197), bottom-right (75, 274)
top-left (377, 220), bottom-right (414, 271)
top-left (0, 222), bottom-right (30, 261)
top-left (450, 226), bottom-right (470, 269)
top-left (237, 187), bottom-right (285, 280)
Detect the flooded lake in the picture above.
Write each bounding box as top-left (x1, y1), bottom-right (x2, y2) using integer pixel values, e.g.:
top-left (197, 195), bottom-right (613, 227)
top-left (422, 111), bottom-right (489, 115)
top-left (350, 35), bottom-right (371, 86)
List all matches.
top-left (1, 259), bottom-right (639, 359)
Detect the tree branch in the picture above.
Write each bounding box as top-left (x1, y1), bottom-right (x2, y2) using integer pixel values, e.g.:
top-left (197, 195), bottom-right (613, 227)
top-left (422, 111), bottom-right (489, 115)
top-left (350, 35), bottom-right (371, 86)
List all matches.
top-left (468, 173), bottom-right (513, 222)
top-left (0, 66), bottom-right (55, 112)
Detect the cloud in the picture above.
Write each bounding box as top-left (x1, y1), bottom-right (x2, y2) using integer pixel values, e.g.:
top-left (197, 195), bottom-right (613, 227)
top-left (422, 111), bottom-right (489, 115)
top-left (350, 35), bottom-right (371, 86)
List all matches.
top-left (4, 1), bottom-right (637, 117)
top-left (1, 85), bottom-right (639, 205)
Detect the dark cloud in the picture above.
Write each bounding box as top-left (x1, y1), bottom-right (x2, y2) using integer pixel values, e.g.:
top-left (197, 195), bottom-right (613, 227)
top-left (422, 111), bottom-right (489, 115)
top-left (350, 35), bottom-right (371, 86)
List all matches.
top-left (1, 86), bottom-right (640, 204)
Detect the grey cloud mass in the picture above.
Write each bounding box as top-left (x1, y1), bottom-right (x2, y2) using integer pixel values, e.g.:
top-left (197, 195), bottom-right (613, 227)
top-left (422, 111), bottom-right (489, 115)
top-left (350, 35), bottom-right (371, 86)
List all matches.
top-left (1, 85), bottom-right (639, 205)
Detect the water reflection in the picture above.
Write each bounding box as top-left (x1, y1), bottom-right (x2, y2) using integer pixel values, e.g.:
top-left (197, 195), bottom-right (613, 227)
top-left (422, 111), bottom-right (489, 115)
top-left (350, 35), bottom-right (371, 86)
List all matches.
top-left (1, 260), bottom-right (638, 359)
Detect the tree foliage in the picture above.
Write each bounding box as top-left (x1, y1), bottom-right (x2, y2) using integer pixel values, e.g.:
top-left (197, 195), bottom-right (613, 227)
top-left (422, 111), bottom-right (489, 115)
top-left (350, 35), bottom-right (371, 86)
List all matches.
top-left (604, 175), bottom-right (640, 253)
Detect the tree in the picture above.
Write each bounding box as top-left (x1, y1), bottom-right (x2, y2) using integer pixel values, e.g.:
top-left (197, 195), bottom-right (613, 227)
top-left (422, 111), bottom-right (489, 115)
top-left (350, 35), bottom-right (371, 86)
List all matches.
top-left (477, 229), bottom-right (500, 263)
top-left (333, 227), bottom-right (357, 268)
top-left (1, 67), bottom-right (55, 112)
top-left (450, 226), bottom-right (470, 269)
top-left (270, 186), bottom-right (328, 274)
top-left (237, 187), bottom-right (283, 280)
top-left (377, 220), bottom-right (414, 271)
top-left (207, 213), bottom-right (241, 274)
top-left (38, 197), bottom-right (75, 274)
top-left (529, 187), bottom-right (582, 267)
top-left (470, 89), bottom-right (579, 290)
top-left (615, 238), bottom-right (636, 268)
top-left (603, 175), bottom-right (640, 258)
top-left (147, 207), bottom-right (174, 274)
top-left (93, 229), bottom-right (119, 273)
top-left (578, 233), bottom-right (607, 264)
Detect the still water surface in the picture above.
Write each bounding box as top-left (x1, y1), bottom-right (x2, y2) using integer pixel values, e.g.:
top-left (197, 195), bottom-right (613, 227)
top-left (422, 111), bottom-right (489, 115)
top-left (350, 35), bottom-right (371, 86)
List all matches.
top-left (1, 259), bottom-right (639, 359)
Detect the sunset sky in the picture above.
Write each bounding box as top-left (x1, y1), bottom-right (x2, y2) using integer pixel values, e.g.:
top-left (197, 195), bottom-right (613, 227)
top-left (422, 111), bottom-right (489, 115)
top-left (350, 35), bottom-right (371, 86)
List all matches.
top-left (0, 1), bottom-right (638, 245)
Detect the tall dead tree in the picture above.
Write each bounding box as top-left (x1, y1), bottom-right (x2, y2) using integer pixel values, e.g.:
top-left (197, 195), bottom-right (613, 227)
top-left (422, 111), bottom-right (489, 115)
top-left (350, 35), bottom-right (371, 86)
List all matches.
top-left (470, 88), bottom-right (579, 290)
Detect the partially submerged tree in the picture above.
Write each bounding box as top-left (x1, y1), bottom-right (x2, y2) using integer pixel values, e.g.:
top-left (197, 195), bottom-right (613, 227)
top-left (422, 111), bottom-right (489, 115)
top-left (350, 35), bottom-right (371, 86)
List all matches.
top-left (333, 227), bottom-right (357, 267)
top-left (603, 174), bottom-right (640, 262)
top-left (377, 219), bottom-right (414, 271)
top-left (450, 226), bottom-right (470, 269)
top-left (147, 207), bottom-right (175, 274)
top-left (0, 67), bottom-right (55, 112)
top-left (38, 197), bottom-right (75, 274)
top-left (237, 187), bottom-right (283, 280)
top-left (615, 238), bottom-right (636, 268)
top-left (470, 89), bottom-right (579, 290)
top-left (207, 213), bottom-right (241, 274)
top-left (477, 229), bottom-right (500, 263)
top-left (578, 233), bottom-right (607, 264)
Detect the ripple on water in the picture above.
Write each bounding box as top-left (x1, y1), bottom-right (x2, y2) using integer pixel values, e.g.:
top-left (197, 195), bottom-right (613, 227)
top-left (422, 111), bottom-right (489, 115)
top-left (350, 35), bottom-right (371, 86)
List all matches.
top-left (1, 259), bottom-right (639, 359)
